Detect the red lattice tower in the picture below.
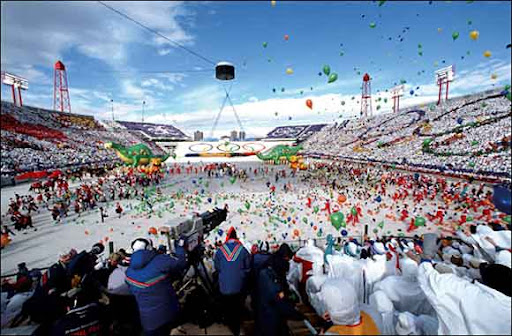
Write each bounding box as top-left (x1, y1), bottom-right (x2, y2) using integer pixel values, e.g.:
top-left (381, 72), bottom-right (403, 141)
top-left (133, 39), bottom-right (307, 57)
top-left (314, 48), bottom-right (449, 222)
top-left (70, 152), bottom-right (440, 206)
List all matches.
top-left (53, 60), bottom-right (72, 113)
top-left (360, 73), bottom-right (372, 119)
top-left (435, 65), bottom-right (455, 105)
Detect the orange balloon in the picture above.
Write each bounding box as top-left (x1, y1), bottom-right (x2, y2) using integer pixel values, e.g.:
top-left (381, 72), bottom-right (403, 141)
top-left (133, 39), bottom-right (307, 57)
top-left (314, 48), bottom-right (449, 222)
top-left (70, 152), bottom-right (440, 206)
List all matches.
top-left (306, 99), bottom-right (313, 109)
top-left (294, 229), bottom-right (300, 236)
top-left (148, 227), bottom-right (157, 235)
top-left (284, 34), bottom-right (289, 41)
top-left (338, 194), bottom-right (347, 204)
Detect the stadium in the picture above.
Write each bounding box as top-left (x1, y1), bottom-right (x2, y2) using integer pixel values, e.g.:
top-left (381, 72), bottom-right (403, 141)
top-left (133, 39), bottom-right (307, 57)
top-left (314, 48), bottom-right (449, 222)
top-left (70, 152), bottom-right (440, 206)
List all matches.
top-left (1, 1), bottom-right (511, 335)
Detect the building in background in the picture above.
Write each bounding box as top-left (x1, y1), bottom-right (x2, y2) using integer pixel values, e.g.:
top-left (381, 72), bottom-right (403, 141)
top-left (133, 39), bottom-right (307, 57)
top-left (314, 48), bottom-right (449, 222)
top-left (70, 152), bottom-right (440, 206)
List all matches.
top-left (239, 131), bottom-right (246, 141)
top-left (194, 130), bottom-right (204, 141)
top-left (230, 130), bottom-right (238, 141)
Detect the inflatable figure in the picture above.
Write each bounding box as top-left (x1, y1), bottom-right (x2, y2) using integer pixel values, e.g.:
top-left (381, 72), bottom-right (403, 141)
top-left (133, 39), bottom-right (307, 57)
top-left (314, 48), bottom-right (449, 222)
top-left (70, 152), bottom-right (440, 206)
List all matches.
top-left (104, 142), bottom-right (171, 167)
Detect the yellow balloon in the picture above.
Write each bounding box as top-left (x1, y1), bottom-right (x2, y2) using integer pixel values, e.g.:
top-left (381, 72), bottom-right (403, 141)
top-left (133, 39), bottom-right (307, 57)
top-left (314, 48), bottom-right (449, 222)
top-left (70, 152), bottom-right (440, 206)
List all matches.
top-left (437, 28), bottom-right (442, 33)
top-left (286, 68), bottom-right (294, 75)
top-left (469, 30), bottom-right (479, 40)
top-left (271, 0), bottom-right (276, 7)
top-left (483, 50), bottom-right (492, 58)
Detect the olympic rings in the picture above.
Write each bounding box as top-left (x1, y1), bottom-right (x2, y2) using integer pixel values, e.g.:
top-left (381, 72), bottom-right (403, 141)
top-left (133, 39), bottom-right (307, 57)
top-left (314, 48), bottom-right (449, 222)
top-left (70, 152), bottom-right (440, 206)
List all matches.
top-left (189, 143), bottom-right (213, 153)
top-left (217, 143), bottom-right (240, 152)
top-left (242, 143), bottom-right (266, 152)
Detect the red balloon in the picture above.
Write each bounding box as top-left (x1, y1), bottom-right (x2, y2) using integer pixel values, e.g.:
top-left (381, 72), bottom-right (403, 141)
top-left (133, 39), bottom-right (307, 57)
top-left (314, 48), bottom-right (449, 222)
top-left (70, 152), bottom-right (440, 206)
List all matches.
top-left (148, 227), bottom-right (157, 235)
top-left (306, 99), bottom-right (313, 109)
top-left (284, 34), bottom-right (289, 41)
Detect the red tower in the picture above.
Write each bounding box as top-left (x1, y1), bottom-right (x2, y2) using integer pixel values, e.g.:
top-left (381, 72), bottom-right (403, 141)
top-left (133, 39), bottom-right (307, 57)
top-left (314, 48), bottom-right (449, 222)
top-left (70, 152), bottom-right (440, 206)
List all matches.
top-left (360, 73), bottom-right (372, 119)
top-left (53, 60), bottom-right (71, 113)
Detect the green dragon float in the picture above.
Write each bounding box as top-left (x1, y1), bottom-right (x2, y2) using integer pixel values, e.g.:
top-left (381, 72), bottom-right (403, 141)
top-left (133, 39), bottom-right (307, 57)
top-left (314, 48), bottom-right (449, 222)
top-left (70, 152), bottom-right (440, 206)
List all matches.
top-left (104, 142), bottom-right (172, 167)
top-left (257, 144), bottom-right (304, 164)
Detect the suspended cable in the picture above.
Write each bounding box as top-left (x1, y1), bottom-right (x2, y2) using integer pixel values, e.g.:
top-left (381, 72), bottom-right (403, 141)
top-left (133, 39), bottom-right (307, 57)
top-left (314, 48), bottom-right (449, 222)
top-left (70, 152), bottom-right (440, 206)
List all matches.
top-left (97, 1), bottom-right (217, 66)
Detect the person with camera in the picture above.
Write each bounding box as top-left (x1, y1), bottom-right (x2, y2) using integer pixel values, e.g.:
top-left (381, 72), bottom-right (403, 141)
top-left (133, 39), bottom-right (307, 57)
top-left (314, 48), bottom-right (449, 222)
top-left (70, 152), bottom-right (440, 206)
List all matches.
top-left (125, 237), bottom-right (188, 336)
top-left (213, 227), bottom-right (251, 336)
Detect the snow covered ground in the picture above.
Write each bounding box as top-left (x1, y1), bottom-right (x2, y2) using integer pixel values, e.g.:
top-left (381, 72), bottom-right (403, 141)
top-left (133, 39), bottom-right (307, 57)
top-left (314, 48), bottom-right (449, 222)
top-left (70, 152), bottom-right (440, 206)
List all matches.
top-left (1, 159), bottom-right (492, 276)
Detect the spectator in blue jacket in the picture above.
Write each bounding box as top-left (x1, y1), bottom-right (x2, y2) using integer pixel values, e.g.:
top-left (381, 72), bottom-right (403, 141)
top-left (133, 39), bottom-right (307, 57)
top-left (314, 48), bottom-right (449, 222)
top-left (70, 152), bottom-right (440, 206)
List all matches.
top-left (126, 237), bottom-right (187, 336)
top-left (214, 227), bottom-right (251, 336)
top-left (255, 244), bottom-right (304, 336)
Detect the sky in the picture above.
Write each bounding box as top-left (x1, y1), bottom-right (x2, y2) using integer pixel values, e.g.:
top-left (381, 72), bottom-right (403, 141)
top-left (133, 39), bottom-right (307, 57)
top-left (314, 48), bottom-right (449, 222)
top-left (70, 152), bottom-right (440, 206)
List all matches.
top-left (1, 1), bottom-right (511, 138)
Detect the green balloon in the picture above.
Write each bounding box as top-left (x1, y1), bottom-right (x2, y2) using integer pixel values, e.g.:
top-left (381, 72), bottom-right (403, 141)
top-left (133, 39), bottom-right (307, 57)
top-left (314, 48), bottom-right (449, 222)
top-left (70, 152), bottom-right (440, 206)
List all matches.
top-left (230, 176), bottom-right (237, 184)
top-left (330, 212), bottom-right (345, 230)
top-left (245, 202), bottom-right (251, 210)
top-left (377, 221), bottom-right (384, 229)
top-left (378, 0), bottom-right (386, 6)
top-left (369, 22), bottom-right (377, 28)
top-left (466, 216), bottom-right (473, 222)
top-left (263, 42), bottom-right (268, 48)
top-left (503, 215), bottom-right (511, 224)
top-left (339, 52), bottom-right (344, 57)
top-left (414, 216), bottom-right (426, 227)
top-left (328, 73), bottom-right (338, 83)
top-left (351, 207), bottom-right (357, 216)
top-left (376, 105), bottom-right (381, 110)
top-left (302, 217), bottom-right (308, 224)
top-left (384, 98), bottom-right (388, 103)
top-left (452, 32), bottom-right (459, 40)
top-left (313, 206), bottom-right (319, 214)
top-left (423, 138), bottom-right (433, 147)
top-left (471, 140), bottom-right (479, 146)
top-left (468, 162), bottom-right (476, 167)
top-left (323, 65), bottom-right (331, 76)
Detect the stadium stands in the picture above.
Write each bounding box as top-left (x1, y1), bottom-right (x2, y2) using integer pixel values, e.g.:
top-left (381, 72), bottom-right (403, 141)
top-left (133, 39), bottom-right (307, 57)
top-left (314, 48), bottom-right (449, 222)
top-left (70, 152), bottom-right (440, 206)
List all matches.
top-left (0, 101), bottom-right (171, 175)
top-left (265, 124), bottom-right (327, 141)
top-left (116, 120), bottom-right (189, 140)
top-left (303, 89), bottom-right (511, 178)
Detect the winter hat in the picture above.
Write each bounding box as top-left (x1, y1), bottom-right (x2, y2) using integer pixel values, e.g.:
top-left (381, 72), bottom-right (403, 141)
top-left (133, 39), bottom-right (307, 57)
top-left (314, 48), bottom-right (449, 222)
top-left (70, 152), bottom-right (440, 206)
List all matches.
top-left (131, 238), bottom-right (153, 252)
top-left (320, 279), bottom-right (360, 325)
top-left (372, 242), bottom-right (386, 255)
top-left (59, 248), bottom-right (77, 263)
top-left (396, 312), bottom-right (419, 335)
top-left (226, 227), bottom-right (238, 242)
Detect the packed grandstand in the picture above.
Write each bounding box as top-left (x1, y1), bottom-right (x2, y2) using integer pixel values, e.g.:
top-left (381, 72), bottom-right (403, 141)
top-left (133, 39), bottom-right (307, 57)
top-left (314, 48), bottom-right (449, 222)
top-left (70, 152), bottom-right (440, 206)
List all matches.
top-left (2, 88), bottom-right (510, 180)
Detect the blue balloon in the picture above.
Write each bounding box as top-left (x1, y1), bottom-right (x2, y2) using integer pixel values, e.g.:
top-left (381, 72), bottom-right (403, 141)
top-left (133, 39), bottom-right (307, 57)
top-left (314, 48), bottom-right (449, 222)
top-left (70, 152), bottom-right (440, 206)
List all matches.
top-left (341, 229), bottom-right (348, 236)
top-left (218, 229), bottom-right (224, 236)
top-left (414, 173), bottom-right (420, 180)
top-left (457, 117), bottom-right (463, 125)
top-left (410, 90), bottom-right (414, 95)
top-left (375, 196), bottom-right (382, 203)
top-left (493, 185), bottom-right (511, 215)
top-left (207, 197), bottom-right (212, 203)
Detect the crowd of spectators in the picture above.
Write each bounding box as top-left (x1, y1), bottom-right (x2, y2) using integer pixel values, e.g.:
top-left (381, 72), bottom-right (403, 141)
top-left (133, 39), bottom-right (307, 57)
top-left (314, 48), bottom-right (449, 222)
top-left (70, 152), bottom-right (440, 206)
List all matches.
top-left (1, 102), bottom-right (166, 175)
top-left (303, 90), bottom-right (511, 179)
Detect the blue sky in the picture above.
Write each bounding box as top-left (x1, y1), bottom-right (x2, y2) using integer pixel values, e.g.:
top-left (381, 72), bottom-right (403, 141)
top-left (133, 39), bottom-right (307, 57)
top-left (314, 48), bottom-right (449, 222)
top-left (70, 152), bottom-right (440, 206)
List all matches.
top-left (1, 1), bottom-right (511, 138)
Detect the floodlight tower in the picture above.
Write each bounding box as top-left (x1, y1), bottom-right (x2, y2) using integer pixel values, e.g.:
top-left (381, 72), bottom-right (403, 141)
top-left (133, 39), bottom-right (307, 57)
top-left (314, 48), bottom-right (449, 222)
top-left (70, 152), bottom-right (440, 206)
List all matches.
top-left (435, 65), bottom-right (455, 105)
top-left (1, 72), bottom-right (28, 106)
top-left (360, 73), bottom-right (372, 119)
top-left (53, 60), bottom-right (72, 113)
top-left (390, 85), bottom-right (404, 113)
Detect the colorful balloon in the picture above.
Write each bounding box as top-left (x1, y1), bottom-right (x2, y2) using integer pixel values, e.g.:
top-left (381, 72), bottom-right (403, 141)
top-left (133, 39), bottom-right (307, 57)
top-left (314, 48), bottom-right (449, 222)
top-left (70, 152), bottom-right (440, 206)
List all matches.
top-left (338, 194), bottom-right (347, 204)
top-left (330, 212), bottom-right (345, 230)
top-left (414, 217), bottom-right (426, 227)
top-left (328, 73), bottom-right (338, 83)
top-left (483, 50), bottom-right (491, 58)
top-left (306, 99), bottom-right (313, 109)
top-left (323, 65), bottom-right (331, 76)
top-left (284, 34), bottom-right (289, 41)
top-left (452, 32), bottom-right (459, 41)
top-left (286, 68), bottom-right (294, 75)
top-left (469, 30), bottom-right (479, 40)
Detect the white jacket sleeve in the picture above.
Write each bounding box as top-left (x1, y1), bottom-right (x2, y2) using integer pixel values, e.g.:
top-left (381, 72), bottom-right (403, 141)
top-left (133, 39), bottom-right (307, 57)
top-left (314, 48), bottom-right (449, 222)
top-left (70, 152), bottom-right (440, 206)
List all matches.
top-left (455, 230), bottom-right (476, 245)
top-left (418, 262), bottom-right (512, 335)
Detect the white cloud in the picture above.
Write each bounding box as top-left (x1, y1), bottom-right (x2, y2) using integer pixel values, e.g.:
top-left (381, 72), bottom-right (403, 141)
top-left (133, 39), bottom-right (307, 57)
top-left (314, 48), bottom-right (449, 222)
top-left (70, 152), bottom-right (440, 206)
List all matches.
top-left (1, 1), bottom-right (196, 74)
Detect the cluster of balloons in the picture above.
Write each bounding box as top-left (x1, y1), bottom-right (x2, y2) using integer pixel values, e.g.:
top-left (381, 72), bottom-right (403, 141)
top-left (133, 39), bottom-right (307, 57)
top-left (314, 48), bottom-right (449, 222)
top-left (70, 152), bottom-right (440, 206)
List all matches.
top-left (320, 65), bottom-right (338, 84)
top-left (330, 212), bottom-right (346, 230)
